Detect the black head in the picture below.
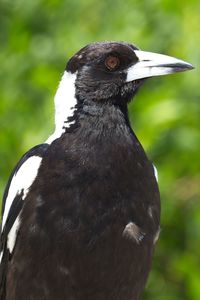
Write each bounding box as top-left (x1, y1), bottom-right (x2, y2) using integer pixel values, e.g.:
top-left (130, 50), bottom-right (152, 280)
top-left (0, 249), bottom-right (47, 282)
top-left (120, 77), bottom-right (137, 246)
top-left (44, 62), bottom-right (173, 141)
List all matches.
top-left (66, 42), bottom-right (142, 105)
top-left (66, 41), bottom-right (193, 106)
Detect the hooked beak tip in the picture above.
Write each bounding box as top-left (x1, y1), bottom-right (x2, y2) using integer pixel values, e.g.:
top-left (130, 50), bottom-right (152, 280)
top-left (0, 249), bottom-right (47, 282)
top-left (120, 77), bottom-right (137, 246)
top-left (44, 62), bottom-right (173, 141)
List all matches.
top-left (126, 50), bottom-right (194, 82)
top-left (154, 62), bottom-right (194, 77)
top-left (163, 62), bottom-right (194, 72)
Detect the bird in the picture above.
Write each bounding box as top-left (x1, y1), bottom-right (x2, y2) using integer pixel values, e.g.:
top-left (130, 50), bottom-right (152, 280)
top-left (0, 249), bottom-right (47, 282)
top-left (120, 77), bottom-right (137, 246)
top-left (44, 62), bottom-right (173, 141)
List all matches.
top-left (0, 41), bottom-right (193, 300)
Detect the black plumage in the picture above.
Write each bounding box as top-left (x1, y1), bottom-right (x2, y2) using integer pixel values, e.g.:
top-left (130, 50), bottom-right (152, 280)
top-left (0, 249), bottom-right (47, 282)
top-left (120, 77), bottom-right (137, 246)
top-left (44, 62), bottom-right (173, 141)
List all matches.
top-left (0, 42), bottom-right (193, 300)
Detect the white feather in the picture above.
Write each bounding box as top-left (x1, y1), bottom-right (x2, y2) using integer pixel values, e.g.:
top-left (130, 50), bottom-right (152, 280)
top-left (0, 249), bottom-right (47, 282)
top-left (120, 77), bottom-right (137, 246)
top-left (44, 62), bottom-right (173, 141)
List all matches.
top-left (7, 215), bottom-right (21, 253)
top-left (2, 156), bottom-right (42, 231)
top-left (123, 222), bottom-right (145, 244)
top-left (153, 164), bottom-right (158, 182)
top-left (46, 71), bottom-right (77, 144)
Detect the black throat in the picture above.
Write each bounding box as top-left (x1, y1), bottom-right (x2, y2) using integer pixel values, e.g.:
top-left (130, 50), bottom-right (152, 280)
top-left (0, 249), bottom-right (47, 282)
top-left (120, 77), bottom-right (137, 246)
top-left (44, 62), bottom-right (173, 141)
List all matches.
top-left (63, 96), bottom-right (133, 139)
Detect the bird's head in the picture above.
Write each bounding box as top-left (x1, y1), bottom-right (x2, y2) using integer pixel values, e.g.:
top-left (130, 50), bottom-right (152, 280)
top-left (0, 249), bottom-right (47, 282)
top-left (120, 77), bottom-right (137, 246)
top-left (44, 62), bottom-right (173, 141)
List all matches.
top-left (66, 41), bottom-right (193, 106)
top-left (51, 41), bottom-right (193, 139)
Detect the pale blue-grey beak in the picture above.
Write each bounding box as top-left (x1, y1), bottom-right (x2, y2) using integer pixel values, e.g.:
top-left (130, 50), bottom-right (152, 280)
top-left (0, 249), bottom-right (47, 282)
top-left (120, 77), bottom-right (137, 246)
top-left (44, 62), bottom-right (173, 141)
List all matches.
top-left (126, 50), bottom-right (194, 82)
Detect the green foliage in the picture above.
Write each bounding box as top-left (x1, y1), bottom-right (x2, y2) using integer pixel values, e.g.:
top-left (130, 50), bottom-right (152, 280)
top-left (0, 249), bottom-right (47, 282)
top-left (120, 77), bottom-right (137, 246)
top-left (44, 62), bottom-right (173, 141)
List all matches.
top-left (0, 0), bottom-right (199, 299)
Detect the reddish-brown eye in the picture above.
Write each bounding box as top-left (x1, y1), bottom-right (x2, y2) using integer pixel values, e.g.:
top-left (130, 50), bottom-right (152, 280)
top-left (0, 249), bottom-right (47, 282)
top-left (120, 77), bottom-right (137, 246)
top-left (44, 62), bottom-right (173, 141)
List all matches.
top-left (105, 55), bottom-right (120, 71)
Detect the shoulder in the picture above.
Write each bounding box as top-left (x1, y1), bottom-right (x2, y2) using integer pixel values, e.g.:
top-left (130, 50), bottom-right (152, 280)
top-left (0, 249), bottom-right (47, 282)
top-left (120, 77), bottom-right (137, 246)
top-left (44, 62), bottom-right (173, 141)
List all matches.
top-left (1, 143), bottom-right (49, 227)
top-left (0, 143), bottom-right (49, 253)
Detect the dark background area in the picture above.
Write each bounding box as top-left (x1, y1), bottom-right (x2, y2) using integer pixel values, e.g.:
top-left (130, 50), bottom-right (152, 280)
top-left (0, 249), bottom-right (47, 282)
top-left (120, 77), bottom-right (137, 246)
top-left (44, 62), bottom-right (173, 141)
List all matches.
top-left (0, 0), bottom-right (199, 299)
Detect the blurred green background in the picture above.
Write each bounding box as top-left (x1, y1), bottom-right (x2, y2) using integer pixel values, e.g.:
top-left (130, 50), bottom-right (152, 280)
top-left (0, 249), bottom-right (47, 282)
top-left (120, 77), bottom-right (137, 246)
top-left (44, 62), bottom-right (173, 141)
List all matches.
top-left (0, 0), bottom-right (199, 299)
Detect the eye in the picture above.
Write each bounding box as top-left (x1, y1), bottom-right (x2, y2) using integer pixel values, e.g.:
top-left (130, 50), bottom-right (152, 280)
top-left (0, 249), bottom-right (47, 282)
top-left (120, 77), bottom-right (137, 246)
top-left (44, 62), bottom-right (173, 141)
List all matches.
top-left (105, 55), bottom-right (120, 71)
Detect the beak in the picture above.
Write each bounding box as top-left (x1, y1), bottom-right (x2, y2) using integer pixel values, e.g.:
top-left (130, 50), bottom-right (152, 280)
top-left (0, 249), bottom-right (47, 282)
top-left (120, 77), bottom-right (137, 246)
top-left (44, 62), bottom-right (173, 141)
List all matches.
top-left (126, 50), bottom-right (194, 82)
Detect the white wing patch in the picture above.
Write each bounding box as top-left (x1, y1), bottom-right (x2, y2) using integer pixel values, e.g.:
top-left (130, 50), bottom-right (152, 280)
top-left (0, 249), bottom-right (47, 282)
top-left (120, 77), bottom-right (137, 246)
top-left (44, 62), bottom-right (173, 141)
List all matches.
top-left (2, 156), bottom-right (42, 231)
top-left (7, 215), bottom-right (21, 253)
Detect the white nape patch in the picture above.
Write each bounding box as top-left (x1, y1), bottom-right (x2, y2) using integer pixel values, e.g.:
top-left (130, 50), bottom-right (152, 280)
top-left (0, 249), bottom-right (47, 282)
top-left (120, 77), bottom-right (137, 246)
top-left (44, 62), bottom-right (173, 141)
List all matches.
top-left (2, 156), bottom-right (42, 230)
top-left (126, 50), bottom-right (193, 82)
top-left (123, 222), bottom-right (145, 244)
top-left (153, 164), bottom-right (158, 182)
top-left (153, 226), bottom-right (161, 245)
top-left (46, 71), bottom-right (77, 144)
top-left (7, 215), bottom-right (21, 253)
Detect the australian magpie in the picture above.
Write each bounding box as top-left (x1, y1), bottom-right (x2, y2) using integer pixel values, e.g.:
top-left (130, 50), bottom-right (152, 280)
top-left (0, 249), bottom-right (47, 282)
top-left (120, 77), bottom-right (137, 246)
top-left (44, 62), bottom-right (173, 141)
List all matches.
top-left (0, 42), bottom-right (193, 300)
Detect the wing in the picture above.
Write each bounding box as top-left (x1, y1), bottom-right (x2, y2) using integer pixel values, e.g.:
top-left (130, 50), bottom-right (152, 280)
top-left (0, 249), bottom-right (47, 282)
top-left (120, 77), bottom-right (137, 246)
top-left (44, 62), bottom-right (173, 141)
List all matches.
top-left (0, 143), bottom-right (49, 298)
